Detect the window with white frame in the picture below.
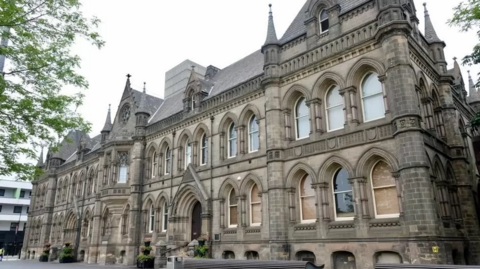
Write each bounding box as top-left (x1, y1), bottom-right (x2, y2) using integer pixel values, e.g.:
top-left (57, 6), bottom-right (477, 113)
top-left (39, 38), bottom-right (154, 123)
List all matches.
top-left (319, 9), bottom-right (329, 33)
top-left (118, 152), bottom-right (128, 183)
top-left (361, 72), bottom-right (385, 122)
top-left (149, 205), bottom-right (155, 233)
top-left (185, 140), bottom-right (192, 169)
top-left (151, 151), bottom-right (157, 178)
top-left (371, 161), bottom-right (400, 218)
top-left (299, 175), bottom-right (316, 223)
top-left (295, 96), bottom-right (310, 139)
top-left (326, 85), bottom-right (344, 131)
top-left (333, 168), bottom-right (354, 220)
top-left (165, 147), bottom-right (171, 175)
top-left (201, 134), bottom-right (208, 165)
top-left (228, 189), bottom-right (238, 227)
top-left (228, 123), bottom-right (237, 158)
top-left (249, 115), bottom-right (259, 152)
top-left (250, 184), bottom-right (261, 225)
top-left (162, 202), bottom-right (168, 232)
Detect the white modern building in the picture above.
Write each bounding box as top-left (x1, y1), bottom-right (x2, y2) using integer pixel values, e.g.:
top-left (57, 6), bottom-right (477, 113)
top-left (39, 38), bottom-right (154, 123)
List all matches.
top-left (0, 179), bottom-right (32, 256)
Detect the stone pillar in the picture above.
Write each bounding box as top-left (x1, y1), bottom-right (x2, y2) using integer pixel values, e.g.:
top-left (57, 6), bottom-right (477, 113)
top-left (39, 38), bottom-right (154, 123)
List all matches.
top-left (377, 19), bottom-right (443, 263)
top-left (41, 173), bottom-right (57, 246)
top-left (155, 240), bottom-right (167, 269)
top-left (88, 194), bottom-right (102, 264)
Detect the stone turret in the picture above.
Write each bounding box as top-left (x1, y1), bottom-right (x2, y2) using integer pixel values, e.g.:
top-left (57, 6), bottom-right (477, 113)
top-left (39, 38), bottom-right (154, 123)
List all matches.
top-left (36, 146), bottom-right (44, 169)
top-left (101, 104), bottom-right (112, 144)
top-left (262, 4), bottom-right (280, 79)
top-left (135, 82), bottom-right (150, 136)
top-left (423, 3), bottom-right (447, 74)
top-left (468, 71), bottom-right (480, 111)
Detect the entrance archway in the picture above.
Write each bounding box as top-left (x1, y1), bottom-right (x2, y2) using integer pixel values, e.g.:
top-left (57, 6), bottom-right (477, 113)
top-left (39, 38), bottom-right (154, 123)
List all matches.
top-left (191, 201), bottom-right (202, 241)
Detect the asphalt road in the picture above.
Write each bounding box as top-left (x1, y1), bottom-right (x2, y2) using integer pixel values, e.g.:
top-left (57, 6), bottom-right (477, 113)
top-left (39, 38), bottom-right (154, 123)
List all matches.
top-left (1, 259), bottom-right (130, 268)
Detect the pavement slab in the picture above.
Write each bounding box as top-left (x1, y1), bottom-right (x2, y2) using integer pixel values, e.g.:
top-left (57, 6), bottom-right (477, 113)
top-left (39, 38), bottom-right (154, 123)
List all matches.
top-left (0, 260), bottom-right (132, 268)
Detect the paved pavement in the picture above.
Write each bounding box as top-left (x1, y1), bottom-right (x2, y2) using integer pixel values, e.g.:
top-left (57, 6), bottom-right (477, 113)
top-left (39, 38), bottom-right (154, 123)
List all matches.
top-left (0, 259), bottom-right (132, 268)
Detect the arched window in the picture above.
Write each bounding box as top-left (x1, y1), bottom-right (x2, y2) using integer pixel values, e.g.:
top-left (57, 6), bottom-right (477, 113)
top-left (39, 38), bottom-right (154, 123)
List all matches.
top-left (201, 134), bottom-right (208, 165)
top-left (319, 9), bottom-right (329, 33)
top-left (245, 251), bottom-right (259, 260)
top-left (361, 72), bottom-right (385, 122)
top-left (250, 184), bottom-right (261, 225)
top-left (228, 189), bottom-right (238, 227)
top-left (299, 175), bottom-right (316, 223)
top-left (162, 202), bottom-right (168, 232)
top-left (333, 251), bottom-right (356, 269)
top-left (295, 96), bottom-right (310, 139)
top-left (228, 123), bottom-right (237, 158)
top-left (375, 251), bottom-right (402, 264)
top-left (223, 251), bottom-right (235, 259)
top-left (371, 161), bottom-right (400, 218)
top-left (165, 147), bottom-right (171, 175)
top-left (296, 251), bottom-right (316, 263)
top-left (151, 151), bottom-right (157, 178)
top-left (118, 152), bottom-right (128, 183)
top-left (185, 140), bottom-right (192, 169)
top-left (149, 204), bottom-right (155, 233)
top-left (326, 85), bottom-right (344, 131)
top-left (333, 168), bottom-right (354, 220)
top-left (249, 115), bottom-right (259, 152)
top-left (190, 92), bottom-right (195, 110)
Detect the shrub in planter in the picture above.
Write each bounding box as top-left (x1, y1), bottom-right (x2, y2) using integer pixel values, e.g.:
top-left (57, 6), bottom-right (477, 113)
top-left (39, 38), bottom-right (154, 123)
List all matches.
top-left (39, 243), bottom-right (51, 262)
top-left (59, 243), bottom-right (74, 263)
top-left (137, 240), bottom-right (154, 268)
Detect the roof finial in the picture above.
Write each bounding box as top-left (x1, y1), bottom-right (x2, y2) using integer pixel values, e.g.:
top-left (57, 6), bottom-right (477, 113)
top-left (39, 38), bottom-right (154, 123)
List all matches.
top-left (127, 74), bottom-right (131, 79)
top-left (269, 3), bottom-right (272, 15)
top-left (263, 3), bottom-right (279, 46)
top-left (423, 2), bottom-right (428, 15)
top-left (143, 82), bottom-right (146, 93)
top-left (454, 57), bottom-right (458, 62)
top-left (108, 103), bottom-right (111, 111)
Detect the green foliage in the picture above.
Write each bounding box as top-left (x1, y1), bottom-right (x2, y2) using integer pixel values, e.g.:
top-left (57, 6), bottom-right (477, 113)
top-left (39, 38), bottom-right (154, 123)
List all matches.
top-left (59, 245), bottom-right (73, 259)
top-left (0, 0), bottom-right (104, 180)
top-left (141, 246), bottom-right (152, 252)
top-left (195, 245), bottom-right (209, 258)
top-left (137, 254), bottom-right (154, 262)
top-left (40, 252), bottom-right (49, 257)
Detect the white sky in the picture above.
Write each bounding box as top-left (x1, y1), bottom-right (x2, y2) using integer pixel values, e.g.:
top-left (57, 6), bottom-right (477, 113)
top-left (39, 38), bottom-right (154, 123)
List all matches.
top-left (5, 0), bottom-right (480, 179)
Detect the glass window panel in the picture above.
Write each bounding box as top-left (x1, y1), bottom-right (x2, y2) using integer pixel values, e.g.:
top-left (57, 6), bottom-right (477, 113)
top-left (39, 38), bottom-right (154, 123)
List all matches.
top-left (334, 169), bottom-right (350, 192)
top-left (362, 73), bottom-right (382, 97)
top-left (334, 191), bottom-right (354, 217)
top-left (250, 116), bottom-right (258, 132)
top-left (374, 187), bottom-right (400, 215)
top-left (300, 176), bottom-right (315, 197)
top-left (229, 138), bottom-right (237, 157)
top-left (328, 106), bottom-right (344, 130)
top-left (118, 166), bottom-right (127, 183)
top-left (201, 134), bottom-right (208, 165)
top-left (297, 116), bottom-right (310, 138)
top-left (320, 10), bottom-right (328, 20)
top-left (301, 196), bottom-right (316, 220)
top-left (185, 141), bottom-right (192, 167)
top-left (249, 116), bottom-right (259, 152)
top-left (229, 190), bottom-right (237, 205)
top-left (229, 206), bottom-right (238, 226)
top-left (372, 161), bottom-right (395, 188)
top-left (321, 20), bottom-right (329, 32)
top-left (252, 204), bottom-right (261, 224)
top-left (251, 185), bottom-right (260, 203)
top-left (165, 147), bottom-right (171, 174)
top-left (327, 86), bottom-right (342, 107)
top-left (296, 97), bottom-right (309, 117)
top-left (363, 95), bottom-right (385, 121)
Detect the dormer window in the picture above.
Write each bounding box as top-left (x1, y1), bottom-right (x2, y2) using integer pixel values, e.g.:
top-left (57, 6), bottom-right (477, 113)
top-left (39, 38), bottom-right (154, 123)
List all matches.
top-left (319, 9), bottom-right (329, 33)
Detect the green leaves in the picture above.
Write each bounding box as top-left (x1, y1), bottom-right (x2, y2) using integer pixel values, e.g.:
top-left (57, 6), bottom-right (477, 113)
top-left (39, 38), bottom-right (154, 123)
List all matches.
top-left (0, 0), bottom-right (103, 180)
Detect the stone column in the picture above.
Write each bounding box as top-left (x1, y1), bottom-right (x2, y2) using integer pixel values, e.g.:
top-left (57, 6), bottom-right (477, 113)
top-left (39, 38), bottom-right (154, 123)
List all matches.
top-left (41, 173), bottom-right (58, 246)
top-left (283, 110), bottom-right (292, 141)
top-left (238, 126), bottom-right (245, 154)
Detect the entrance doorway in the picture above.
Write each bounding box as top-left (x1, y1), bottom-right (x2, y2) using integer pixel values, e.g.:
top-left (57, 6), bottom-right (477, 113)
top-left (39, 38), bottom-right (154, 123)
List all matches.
top-left (191, 202), bottom-right (202, 241)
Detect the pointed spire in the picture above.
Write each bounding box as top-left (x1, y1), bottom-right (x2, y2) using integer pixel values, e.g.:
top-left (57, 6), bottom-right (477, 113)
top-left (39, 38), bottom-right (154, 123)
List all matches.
top-left (264, 4), bottom-right (279, 46)
top-left (136, 86), bottom-right (150, 115)
top-left (101, 104), bottom-right (112, 132)
top-left (36, 146), bottom-right (44, 167)
top-left (423, 3), bottom-right (441, 43)
top-left (468, 70), bottom-right (477, 99)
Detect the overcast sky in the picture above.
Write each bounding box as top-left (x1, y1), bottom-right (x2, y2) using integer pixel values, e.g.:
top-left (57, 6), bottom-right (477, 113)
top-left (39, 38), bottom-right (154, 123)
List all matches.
top-left (7, 0), bottom-right (480, 180)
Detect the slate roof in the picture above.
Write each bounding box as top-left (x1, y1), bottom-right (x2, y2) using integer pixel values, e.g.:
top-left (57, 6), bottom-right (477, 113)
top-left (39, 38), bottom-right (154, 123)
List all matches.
top-left (149, 50), bottom-right (264, 124)
top-left (423, 3), bottom-right (442, 43)
top-left (279, 0), bottom-right (371, 44)
top-left (131, 89), bottom-right (163, 116)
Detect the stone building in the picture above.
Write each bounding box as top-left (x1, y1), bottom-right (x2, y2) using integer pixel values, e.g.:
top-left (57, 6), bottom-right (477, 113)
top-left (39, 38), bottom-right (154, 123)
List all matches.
top-left (22, 1), bottom-right (480, 268)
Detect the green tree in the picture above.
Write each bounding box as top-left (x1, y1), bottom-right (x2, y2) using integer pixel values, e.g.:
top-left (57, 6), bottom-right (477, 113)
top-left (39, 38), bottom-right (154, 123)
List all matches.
top-left (449, 0), bottom-right (480, 131)
top-left (0, 0), bottom-right (104, 180)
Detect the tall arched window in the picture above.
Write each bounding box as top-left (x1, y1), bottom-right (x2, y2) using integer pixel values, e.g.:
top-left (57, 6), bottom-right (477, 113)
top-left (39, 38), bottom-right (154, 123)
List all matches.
top-left (295, 96), bottom-right (310, 139)
top-left (333, 168), bottom-right (354, 220)
top-left (299, 175), bottom-right (316, 223)
top-left (361, 72), bottom-right (385, 122)
top-left (371, 161), bottom-right (399, 218)
top-left (118, 152), bottom-right (128, 183)
top-left (149, 204), bottom-right (155, 233)
top-left (250, 184), bottom-right (261, 226)
top-left (228, 189), bottom-right (238, 227)
top-left (185, 140), bottom-right (192, 169)
top-left (201, 134), bottom-right (208, 166)
top-left (162, 202), bottom-right (168, 232)
top-left (319, 9), bottom-right (329, 33)
top-left (249, 115), bottom-right (259, 152)
top-left (228, 123), bottom-right (237, 158)
top-left (326, 85), bottom-right (344, 131)
top-left (151, 151), bottom-right (157, 178)
top-left (165, 147), bottom-right (171, 175)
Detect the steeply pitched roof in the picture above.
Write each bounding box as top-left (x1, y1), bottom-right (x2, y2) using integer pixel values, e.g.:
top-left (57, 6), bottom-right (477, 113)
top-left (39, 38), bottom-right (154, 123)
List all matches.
top-left (264, 4), bottom-right (279, 46)
top-left (279, 0), bottom-right (371, 44)
top-left (423, 3), bottom-right (442, 43)
top-left (149, 50), bottom-right (264, 124)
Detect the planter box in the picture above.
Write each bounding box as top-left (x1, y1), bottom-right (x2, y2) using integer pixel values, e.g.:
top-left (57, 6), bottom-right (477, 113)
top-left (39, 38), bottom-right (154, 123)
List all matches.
top-left (39, 255), bottom-right (49, 262)
top-left (59, 257), bottom-right (75, 263)
top-left (137, 259), bottom-right (155, 268)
